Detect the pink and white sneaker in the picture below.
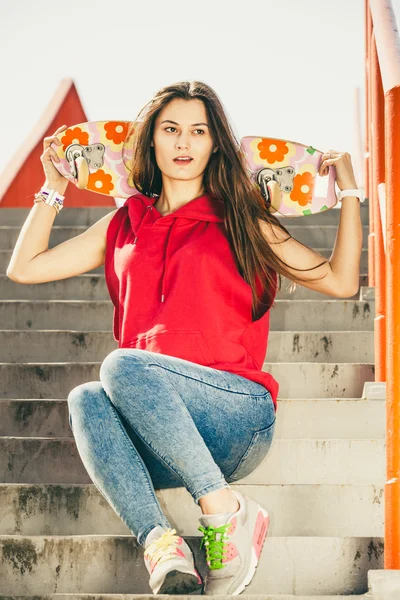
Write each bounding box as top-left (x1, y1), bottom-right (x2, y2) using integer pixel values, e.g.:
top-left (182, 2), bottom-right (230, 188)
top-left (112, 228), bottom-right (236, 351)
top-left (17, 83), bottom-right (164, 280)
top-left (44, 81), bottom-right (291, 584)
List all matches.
top-left (198, 489), bottom-right (269, 595)
top-left (143, 525), bottom-right (203, 595)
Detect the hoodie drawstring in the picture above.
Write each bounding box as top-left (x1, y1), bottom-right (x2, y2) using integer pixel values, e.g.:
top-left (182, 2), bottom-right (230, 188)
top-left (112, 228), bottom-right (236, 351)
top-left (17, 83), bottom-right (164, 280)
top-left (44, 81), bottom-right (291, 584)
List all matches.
top-left (133, 205), bottom-right (176, 303)
top-left (160, 218), bottom-right (177, 302)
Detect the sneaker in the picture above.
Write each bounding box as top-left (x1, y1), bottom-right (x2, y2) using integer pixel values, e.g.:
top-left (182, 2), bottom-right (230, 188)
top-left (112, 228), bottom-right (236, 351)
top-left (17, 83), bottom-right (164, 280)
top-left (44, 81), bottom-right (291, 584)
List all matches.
top-left (143, 525), bottom-right (203, 595)
top-left (198, 489), bottom-right (269, 595)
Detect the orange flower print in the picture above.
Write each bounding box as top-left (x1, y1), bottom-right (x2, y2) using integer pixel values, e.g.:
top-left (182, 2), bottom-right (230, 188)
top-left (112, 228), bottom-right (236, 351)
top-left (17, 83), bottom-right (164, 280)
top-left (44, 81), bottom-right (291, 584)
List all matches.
top-left (60, 127), bottom-right (89, 152)
top-left (104, 121), bottom-right (130, 145)
top-left (257, 139), bottom-right (289, 164)
top-left (86, 169), bottom-right (115, 195)
top-left (290, 172), bottom-right (314, 207)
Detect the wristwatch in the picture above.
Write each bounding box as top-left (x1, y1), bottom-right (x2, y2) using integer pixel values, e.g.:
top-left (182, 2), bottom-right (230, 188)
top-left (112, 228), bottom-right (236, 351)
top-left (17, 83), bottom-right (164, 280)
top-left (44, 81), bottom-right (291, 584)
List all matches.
top-left (336, 188), bottom-right (366, 203)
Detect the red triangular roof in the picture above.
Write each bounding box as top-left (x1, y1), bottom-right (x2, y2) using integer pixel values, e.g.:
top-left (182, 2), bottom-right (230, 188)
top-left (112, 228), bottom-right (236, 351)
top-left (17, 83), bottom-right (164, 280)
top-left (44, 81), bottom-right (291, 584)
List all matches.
top-left (0, 78), bottom-right (115, 207)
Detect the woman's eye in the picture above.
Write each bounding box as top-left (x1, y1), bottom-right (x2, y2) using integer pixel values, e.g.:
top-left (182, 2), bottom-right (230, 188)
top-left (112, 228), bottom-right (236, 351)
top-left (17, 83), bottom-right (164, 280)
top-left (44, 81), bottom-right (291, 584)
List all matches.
top-left (164, 127), bottom-right (204, 134)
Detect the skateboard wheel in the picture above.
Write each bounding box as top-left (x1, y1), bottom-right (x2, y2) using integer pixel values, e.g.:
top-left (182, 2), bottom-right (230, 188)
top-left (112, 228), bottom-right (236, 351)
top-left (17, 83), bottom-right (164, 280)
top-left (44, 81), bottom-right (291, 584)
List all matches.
top-left (75, 156), bottom-right (89, 190)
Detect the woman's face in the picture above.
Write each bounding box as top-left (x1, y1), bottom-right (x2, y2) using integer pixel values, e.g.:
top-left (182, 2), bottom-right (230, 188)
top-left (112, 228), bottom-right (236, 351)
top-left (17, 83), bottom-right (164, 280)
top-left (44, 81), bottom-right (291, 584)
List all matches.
top-left (152, 98), bottom-right (216, 183)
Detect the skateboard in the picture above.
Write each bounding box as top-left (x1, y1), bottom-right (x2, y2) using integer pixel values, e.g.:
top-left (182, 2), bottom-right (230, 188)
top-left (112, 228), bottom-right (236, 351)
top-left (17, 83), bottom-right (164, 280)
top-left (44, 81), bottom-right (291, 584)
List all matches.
top-left (49, 121), bottom-right (339, 217)
top-left (49, 120), bottom-right (141, 199)
top-left (240, 136), bottom-right (338, 217)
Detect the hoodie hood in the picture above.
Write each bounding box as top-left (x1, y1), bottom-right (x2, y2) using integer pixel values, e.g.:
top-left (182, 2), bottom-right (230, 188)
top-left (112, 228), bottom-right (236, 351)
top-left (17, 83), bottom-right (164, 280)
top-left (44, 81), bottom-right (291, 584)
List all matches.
top-left (126, 192), bottom-right (225, 303)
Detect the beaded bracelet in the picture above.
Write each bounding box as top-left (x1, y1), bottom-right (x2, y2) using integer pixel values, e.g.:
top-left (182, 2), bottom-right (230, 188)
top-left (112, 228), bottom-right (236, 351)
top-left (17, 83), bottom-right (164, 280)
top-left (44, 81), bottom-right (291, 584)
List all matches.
top-left (33, 186), bottom-right (65, 214)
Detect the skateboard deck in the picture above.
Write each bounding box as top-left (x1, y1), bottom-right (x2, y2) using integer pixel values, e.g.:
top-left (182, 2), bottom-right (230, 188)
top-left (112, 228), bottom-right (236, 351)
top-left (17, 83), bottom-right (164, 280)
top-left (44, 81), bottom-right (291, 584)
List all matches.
top-left (50, 121), bottom-right (339, 217)
top-left (240, 136), bottom-right (338, 217)
top-left (50, 120), bottom-right (141, 199)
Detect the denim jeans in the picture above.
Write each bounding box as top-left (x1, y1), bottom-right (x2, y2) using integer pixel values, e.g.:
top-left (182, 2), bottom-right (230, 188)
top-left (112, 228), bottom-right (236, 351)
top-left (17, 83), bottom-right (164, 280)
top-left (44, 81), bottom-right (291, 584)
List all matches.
top-left (67, 348), bottom-right (276, 547)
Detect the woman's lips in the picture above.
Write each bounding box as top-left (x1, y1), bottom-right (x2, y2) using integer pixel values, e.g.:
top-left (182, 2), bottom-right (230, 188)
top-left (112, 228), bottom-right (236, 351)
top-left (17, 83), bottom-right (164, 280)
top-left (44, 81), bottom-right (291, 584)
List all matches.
top-left (173, 158), bottom-right (193, 166)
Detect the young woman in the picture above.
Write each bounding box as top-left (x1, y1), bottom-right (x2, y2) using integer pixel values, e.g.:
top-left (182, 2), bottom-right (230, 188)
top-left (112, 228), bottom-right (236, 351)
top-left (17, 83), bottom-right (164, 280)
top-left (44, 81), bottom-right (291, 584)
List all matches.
top-left (7, 80), bottom-right (362, 596)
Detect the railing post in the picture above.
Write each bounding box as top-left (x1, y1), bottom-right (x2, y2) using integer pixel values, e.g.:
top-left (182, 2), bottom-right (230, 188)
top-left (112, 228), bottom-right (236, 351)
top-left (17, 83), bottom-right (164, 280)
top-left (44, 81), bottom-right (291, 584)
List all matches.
top-left (371, 31), bottom-right (386, 383)
top-left (384, 83), bottom-right (400, 568)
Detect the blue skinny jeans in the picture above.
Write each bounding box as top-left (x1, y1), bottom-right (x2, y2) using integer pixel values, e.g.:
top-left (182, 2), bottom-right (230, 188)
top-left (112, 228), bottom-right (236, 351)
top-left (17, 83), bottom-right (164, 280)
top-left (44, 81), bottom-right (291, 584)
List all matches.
top-left (67, 348), bottom-right (276, 547)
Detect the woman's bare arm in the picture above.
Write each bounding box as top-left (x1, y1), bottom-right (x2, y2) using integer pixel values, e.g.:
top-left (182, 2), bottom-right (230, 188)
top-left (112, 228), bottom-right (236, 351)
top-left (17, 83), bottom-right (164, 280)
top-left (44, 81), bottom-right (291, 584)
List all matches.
top-left (258, 217), bottom-right (360, 298)
top-left (6, 199), bottom-right (119, 284)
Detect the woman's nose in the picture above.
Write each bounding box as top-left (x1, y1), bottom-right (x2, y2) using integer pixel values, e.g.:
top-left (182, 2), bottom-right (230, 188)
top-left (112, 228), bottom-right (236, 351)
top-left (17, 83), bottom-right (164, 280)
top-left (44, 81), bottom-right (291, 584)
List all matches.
top-left (176, 135), bottom-right (189, 148)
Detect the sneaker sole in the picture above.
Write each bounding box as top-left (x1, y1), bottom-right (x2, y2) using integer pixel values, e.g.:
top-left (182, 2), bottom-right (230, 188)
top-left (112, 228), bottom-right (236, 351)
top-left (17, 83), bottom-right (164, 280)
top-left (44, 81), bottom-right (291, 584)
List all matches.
top-left (231, 504), bottom-right (270, 596)
top-left (157, 569), bottom-right (204, 594)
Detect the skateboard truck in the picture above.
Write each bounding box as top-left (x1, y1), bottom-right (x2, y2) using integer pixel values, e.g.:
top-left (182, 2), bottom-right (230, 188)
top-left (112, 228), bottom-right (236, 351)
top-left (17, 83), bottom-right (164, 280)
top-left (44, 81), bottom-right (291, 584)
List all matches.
top-left (256, 166), bottom-right (296, 209)
top-left (65, 143), bottom-right (106, 190)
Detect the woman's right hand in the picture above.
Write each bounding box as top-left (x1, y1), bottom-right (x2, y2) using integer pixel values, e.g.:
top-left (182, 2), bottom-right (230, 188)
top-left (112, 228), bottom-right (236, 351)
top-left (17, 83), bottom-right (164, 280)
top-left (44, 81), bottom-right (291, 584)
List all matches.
top-left (40, 124), bottom-right (69, 189)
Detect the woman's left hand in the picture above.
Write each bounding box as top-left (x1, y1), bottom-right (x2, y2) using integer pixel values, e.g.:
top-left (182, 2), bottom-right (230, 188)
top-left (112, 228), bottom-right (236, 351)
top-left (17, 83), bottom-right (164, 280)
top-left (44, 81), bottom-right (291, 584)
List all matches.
top-left (319, 150), bottom-right (358, 191)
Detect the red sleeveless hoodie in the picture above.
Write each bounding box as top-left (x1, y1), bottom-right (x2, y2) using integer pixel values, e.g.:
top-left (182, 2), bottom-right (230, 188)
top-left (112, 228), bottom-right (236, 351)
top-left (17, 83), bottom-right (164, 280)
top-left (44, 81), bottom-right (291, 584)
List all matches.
top-left (105, 191), bottom-right (279, 413)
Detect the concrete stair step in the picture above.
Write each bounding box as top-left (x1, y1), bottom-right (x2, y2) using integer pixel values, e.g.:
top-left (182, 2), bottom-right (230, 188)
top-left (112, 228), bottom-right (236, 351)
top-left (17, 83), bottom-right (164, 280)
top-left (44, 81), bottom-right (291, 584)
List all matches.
top-left (274, 398), bottom-right (384, 438)
top-left (0, 224), bottom-right (370, 250)
top-left (281, 227), bottom-right (370, 249)
top-left (0, 202), bottom-right (370, 226)
top-left (0, 206), bottom-right (117, 226)
top-left (0, 330), bottom-right (374, 363)
top-left (271, 300), bottom-right (374, 330)
top-left (0, 271), bottom-right (371, 303)
top-left (1, 274), bottom-right (109, 301)
top-left (0, 534), bottom-right (381, 595)
top-left (0, 362), bottom-right (375, 399)
top-left (0, 436), bottom-right (385, 485)
top-left (265, 362), bottom-right (375, 397)
top-left (0, 592), bottom-right (372, 600)
top-left (361, 286), bottom-right (375, 301)
top-left (0, 398), bottom-right (384, 439)
top-left (268, 331), bottom-right (374, 362)
top-left (0, 299), bottom-right (375, 331)
top-left (0, 481), bottom-right (384, 537)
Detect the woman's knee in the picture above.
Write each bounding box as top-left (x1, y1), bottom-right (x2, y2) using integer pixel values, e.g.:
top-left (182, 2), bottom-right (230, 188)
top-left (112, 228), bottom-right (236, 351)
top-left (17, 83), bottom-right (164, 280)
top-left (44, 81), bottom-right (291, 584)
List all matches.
top-left (67, 380), bottom-right (104, 421)
top-left (99, 348), bottom-right (148, 391)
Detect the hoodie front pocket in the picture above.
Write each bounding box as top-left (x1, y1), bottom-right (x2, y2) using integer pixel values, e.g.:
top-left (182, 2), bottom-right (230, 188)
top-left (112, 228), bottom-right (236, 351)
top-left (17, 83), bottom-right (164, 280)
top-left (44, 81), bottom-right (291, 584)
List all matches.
top-left (127, 330), bottom-right (215, 366)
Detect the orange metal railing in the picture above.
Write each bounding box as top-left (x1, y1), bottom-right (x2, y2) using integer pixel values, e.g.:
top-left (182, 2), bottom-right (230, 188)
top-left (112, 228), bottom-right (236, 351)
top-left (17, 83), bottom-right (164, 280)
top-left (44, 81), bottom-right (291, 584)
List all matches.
top-left (367, 0), bottom-right (400, 568)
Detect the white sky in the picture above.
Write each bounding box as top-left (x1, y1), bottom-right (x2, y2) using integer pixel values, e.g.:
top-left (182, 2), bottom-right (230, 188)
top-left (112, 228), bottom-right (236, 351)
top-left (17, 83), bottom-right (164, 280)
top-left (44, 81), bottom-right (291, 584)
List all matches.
top-left (1, 0), bottom-right (400, 189)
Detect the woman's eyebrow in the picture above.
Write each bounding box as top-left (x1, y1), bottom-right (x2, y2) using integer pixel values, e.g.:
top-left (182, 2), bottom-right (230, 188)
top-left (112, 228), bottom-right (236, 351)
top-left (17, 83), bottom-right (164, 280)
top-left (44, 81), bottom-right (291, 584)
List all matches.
top-left (160, 120), bottom-right (209, 127)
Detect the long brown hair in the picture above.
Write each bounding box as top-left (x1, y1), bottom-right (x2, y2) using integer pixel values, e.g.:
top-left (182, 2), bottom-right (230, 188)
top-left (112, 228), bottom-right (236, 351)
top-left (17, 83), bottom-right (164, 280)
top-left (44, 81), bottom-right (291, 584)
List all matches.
top-left (128, 81), bottom-right (329, 321)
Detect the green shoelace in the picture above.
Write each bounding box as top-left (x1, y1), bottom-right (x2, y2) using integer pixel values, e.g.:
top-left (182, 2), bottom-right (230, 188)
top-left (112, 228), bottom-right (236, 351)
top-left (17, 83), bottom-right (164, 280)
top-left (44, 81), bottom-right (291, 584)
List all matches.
top-left (198, 523), bottom-right (231, 570)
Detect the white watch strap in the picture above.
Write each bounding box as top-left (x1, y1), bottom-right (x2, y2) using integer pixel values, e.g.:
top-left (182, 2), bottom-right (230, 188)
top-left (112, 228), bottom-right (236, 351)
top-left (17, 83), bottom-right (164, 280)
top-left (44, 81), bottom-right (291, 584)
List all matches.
top-left (337, 188), bottom-right (365, 202)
